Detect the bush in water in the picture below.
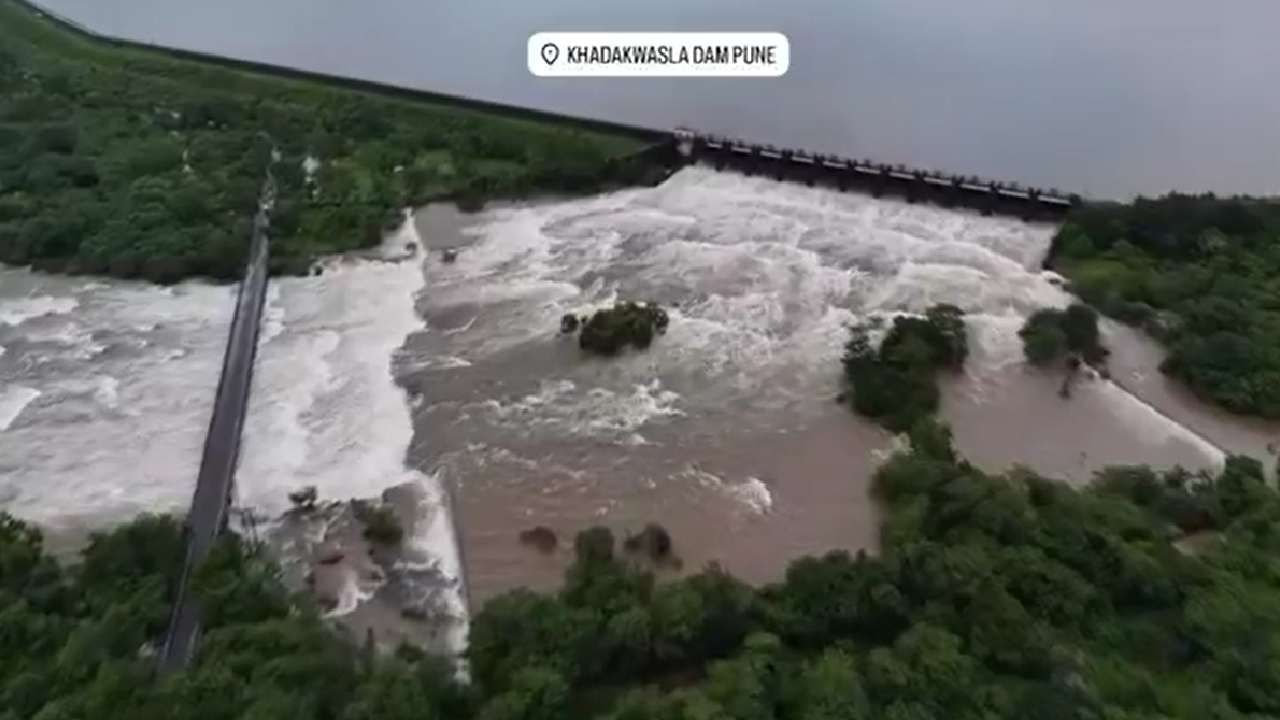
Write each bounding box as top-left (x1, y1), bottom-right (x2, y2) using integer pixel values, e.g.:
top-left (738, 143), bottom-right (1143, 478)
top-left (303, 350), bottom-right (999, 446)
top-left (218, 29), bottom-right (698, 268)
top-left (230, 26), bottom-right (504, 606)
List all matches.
top-left (357, 502), bottom-right (405, 546)
top-left (842, 303), bottom-right (966, 432)
top-left (1019, 304), bottom-right (1108, 368)
top-left (579, 302), bottom-right (669, 356)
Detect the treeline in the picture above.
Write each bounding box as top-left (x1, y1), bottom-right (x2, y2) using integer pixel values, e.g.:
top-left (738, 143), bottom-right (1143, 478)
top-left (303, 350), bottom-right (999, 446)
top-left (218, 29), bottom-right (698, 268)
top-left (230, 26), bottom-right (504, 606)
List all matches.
top-left (10, 418), bottom-right (1278, 718)
top-left (1050, 193), bottom-right (1280, 416)
top-left (0, 0), bottom-right (658, 283)
top-left (1019, 303), bottom-right (1107, 367)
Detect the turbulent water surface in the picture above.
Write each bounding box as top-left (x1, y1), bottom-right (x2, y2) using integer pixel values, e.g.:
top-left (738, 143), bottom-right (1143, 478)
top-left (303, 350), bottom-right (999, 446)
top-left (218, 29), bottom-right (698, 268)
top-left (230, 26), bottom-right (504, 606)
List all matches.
top-left (2, 167), bottom-right (1277, 633)
top-left (0, 266), bottom-right (231, 542)
top-left (401, 168), bottom-right (1261, 602)
top-left (235, 218), bottom-right (468, 656)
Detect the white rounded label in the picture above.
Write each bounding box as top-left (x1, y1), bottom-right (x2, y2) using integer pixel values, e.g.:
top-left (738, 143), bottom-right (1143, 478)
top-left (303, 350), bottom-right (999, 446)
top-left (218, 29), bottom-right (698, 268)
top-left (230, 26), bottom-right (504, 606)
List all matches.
top-left (528, 32), bottom-right (790, 78)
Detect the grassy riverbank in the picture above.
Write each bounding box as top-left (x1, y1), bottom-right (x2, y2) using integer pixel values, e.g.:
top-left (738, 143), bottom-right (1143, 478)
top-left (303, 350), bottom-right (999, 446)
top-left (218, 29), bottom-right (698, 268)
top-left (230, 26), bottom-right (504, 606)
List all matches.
top-left (0, 0), bottom-right (662, 282)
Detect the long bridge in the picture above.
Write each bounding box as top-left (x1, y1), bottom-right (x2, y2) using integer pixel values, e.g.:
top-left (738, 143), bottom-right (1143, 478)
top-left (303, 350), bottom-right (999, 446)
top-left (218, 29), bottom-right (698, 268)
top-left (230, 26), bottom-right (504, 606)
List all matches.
top-left (156, 175), bottom-right (273, 673)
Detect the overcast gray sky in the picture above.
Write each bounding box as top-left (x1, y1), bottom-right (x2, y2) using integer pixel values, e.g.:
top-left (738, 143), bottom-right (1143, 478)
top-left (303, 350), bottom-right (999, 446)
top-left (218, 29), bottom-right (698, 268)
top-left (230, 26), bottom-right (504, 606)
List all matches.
top-left (36, 0), bottom-right (1280, 198)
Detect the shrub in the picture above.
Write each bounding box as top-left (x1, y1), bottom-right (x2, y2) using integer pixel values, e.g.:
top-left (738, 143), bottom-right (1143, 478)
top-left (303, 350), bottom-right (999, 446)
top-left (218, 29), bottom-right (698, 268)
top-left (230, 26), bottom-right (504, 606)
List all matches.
top-left (623, 524), bottom-right (674, 562)
top-left (842, 304), bottom-right (967, 431)
top-left (1019, 304), bottom-right (1107, 367)
top-left (359, 504), bottom-right (404, 546)
top-left (579, 302), bottom-right (669, 356)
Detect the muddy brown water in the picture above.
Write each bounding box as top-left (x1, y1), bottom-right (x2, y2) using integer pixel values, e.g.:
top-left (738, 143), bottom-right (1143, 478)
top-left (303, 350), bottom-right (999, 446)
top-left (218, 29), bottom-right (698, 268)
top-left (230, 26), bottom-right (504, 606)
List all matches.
top-left (403, 171), bottom-right (1279, 605)
top-left (5, 168), bottom-right (1278, 635)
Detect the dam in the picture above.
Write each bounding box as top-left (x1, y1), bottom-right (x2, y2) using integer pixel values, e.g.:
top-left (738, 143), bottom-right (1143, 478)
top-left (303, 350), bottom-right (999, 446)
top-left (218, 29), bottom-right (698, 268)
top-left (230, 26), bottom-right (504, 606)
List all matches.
top-left (671, 128), bottom-right (1079, 220)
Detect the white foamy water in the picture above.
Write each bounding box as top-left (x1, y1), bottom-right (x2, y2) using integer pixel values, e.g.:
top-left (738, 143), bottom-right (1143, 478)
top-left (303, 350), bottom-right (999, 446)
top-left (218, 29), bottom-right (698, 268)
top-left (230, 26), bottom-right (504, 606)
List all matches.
top-left (0, 266), bottom-right (233, 527)
top-left (680, 465), bottom-right (774, 515)
top-left (0, 168), bottom-right (1256, 622)
top-left (0, 386), bottom-right (40, 431)
top-left (431, 168), bottom-right (1073, 402)
top-left (1091, 378), bottom-right (1226, 469)
top-left (417, 166), bottom-right (1233, 535)
top-left (0, 295), bottom-right (78, 327)
top-left (236, 212), bottom-right (468, 655)
top-left (460, 377), bottom-right (685, 445)
top-left (423, 168), bottom-right (1067, 432)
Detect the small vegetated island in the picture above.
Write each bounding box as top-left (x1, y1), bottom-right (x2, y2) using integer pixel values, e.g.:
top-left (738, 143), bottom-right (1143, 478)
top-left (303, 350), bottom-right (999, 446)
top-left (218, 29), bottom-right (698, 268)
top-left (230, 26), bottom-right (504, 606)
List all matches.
top-left (1018, 303), bottom-right (1109, 397)
top-left (0, 0), bottom-right (657, 282)
top-left (841, 303), bottom-right (968, 432)
top-left (1018, 303), bottom-right (1107, 369)
top-left (563, 301), bottom-right (670, 356)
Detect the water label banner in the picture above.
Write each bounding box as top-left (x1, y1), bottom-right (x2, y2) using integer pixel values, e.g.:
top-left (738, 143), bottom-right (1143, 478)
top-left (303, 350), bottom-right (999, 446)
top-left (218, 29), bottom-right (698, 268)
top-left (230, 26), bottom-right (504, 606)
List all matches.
top-left (528, 32), bottom-right (790, 77)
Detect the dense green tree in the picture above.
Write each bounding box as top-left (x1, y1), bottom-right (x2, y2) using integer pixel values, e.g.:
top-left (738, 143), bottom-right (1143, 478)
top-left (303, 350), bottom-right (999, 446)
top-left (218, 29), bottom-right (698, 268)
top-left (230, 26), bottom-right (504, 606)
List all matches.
top-left (842, 305), bottom-right (967, 432)
top-left (792, 649), bottom-right (871, 720)
top-left (1020, 309), bottom-right (1068, 365)
top-left (0, 0), bottom-right (649, 283)
top-left (341, 659), bottom-right (457, 720)
top-left (6, 422), bottom-right (1280, 719)
top-left (476, 667), bottom-right (570, 720)
top-left (1051, 195), bottom-right (1280, 416)
top-left (1019, 304), bottom-right (1107, 367)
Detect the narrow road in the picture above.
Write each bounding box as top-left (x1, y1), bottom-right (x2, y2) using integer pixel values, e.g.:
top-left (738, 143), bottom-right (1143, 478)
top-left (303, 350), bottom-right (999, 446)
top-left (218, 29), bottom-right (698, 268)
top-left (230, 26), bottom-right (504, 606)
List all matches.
top-left (157, 178), bottom-right (273, 673)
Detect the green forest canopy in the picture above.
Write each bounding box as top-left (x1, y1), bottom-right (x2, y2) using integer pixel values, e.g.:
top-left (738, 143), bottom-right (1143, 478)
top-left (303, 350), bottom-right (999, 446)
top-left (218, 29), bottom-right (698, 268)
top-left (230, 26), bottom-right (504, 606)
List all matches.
top-left (7, 418), bottom-right (1279, 719)
top-left (1050, 194), bottom-right (1280, 418)
top-left (0, 0), bottom-right (653, 282)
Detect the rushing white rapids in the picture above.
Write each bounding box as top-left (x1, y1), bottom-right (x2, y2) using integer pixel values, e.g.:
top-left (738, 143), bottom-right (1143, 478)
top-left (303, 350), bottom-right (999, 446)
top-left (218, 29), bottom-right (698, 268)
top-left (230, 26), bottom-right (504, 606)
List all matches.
top-left (417, 167), bottom-right (1226, 477)
top-left (235, 214), bottom-right (468, 656)
top-left (404, 167), bottom-right (1245, 599)
top-left (0, 166), bottom-right (1258, 630)
top-left (422, 167), bottom-right (1071, 428)
top-left (0, 265), bottom-right (233, 527)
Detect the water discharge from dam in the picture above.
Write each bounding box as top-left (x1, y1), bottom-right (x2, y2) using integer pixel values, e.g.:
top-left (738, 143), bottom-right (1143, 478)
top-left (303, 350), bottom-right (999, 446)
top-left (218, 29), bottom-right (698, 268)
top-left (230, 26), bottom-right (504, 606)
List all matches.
top-left (0, 266), bottom-right (233, 541)
top-left (2, 166), bottom-right (1276, 633)
top-left (402, 167), bottom-right (1251, 601)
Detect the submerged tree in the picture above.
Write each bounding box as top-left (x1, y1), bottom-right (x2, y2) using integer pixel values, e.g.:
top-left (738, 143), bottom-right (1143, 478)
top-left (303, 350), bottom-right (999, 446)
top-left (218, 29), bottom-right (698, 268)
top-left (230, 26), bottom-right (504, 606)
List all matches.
top-left (578, 302), bottom-right (669, 356)
top-left (842, 304), bottom-right (968, 432)
top-left (1019, 304), bottom-right (1108, 369)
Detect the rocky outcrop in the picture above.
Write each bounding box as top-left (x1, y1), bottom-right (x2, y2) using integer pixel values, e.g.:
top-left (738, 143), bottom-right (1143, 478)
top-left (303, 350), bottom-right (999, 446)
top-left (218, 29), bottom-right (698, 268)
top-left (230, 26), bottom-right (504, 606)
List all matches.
top-left (268, 485), bottom-right (467, 659)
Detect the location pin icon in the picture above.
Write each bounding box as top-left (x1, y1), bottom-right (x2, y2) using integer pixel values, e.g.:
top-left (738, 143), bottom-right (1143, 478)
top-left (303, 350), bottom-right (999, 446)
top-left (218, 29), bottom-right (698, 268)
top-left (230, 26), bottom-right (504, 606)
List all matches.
top-left (540, 42), bottom-right (560, 66)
